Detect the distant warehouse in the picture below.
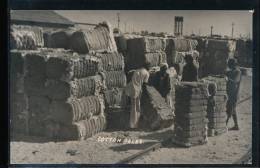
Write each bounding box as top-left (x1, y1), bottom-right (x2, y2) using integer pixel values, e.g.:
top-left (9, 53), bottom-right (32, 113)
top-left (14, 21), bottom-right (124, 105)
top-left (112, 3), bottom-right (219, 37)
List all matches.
top-left (10, 10), bottom-right (75, 29)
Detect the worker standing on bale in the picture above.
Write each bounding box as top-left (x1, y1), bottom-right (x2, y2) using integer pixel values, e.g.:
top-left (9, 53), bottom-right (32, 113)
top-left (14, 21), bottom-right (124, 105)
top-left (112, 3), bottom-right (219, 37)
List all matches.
top-left (125, 62), bottom-right (151, 129)
top-left (226, 58), bottom-right (241, 131)
top-left (182, 54), bottom-right (199, 82)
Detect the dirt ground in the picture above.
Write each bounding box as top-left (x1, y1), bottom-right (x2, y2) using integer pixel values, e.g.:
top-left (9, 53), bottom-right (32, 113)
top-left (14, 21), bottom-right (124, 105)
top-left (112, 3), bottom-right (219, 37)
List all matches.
top-left (10, 75), bottom-right (252, 164)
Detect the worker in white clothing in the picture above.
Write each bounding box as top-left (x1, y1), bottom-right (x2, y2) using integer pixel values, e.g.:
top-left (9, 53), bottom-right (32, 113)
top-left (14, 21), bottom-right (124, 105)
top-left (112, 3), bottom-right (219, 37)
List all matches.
top-left (125, 62), bottom-right (151, 129)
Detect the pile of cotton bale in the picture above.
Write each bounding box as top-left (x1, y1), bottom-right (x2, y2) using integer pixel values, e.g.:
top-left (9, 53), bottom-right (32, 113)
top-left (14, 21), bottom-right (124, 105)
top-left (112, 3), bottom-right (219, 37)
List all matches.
top-left (202, 75), bottom-right (228, 136)
top-left (10, 49), bottom-right (46, 136)
top-left (202, 39), bottom-right (236, 76)
top-left (10, 25), bottom-right (44, 50)
top-left (95, 52), bottom-right (128, 130)
top-left (10, 22), bottom-right (127, 140)
top-left (10, 50), bottom-right (33, 135)
top-left (44, 51), bottom-right (108, 140)
top-left (70, 23), bottom-right (117, 54)
top-left (172, 82), bottom-right (209, 147)
top-left (24, 50), bottom-right (53, 136)
top-left (125, 36), bottom-right (167, 71)
top-left (42, 24), bottom-right (128, 130)
top-left (141, 85), bottom-right (174, 130)
top-left (165, 38), bottom-right (198, 66)
top-left (10, 25), bottom-right (45, 136)
top-left (114, 34), bottom-right (142, 54)
top-left (42, 22), bottom-right (117, 54)
top-left (10, 47), bottom-right (107, 140)
top-left (235, 39), bottom-right (253, 68)
top-left (43, 29), bottom-right (76, 49)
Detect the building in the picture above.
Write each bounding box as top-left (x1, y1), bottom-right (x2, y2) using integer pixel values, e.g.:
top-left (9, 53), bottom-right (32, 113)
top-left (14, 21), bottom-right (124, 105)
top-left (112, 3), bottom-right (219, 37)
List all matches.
top-left (10, 10), bottom-right (75, 29)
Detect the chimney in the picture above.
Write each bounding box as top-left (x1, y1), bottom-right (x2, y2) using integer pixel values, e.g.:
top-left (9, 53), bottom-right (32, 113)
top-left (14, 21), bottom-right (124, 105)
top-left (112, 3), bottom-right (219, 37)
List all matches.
top-left (174, 16), bottom-right (183, 36)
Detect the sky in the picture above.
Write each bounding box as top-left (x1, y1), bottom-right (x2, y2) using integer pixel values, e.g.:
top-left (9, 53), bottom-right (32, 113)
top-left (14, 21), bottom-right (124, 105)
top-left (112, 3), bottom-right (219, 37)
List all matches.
top-left (56, 10), bottom-right (253, 38)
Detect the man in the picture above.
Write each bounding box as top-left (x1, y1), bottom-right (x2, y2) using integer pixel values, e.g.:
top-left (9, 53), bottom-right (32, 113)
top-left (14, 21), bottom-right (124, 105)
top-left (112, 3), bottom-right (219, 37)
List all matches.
top-left (182, 54), bottom-right (199, 82)
top-left (226, 58), bottom-right (241, 130)
top-left (155, 64), bottom-right (178, 108)
top-left (154, 63), bottom-right (171, 98)
top-left (125, 62), bottom-right (151, 129)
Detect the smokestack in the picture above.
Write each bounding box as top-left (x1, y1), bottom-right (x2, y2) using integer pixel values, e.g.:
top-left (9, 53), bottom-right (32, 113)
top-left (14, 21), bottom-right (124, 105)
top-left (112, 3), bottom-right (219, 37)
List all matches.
top-left (174, 16), bottom-right (183, 36)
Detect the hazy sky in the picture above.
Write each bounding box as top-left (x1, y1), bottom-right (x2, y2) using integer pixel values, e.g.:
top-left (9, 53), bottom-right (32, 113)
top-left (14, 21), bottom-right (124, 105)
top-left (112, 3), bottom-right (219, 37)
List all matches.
top-left (56, 10), bottom-right (253, 38)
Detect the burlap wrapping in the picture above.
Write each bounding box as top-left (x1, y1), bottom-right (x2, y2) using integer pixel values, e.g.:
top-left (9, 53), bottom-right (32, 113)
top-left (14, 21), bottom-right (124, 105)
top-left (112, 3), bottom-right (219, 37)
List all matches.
top-left (96, 52), bottom-right (125, 71)
top-left (141, 85), bottom-right (174, 130)
top-left (70, 24), bottom-right (117, 53)
top-left (102, 71), bottom-right (127, 89)
top-left (173, 82), bottom-right (208, 147)
top-left (46, 53), bottom-right (102, 80)
top-left (45, 114), bottom-right (106, 140)
top-left (46, 75), bottom-right (104, 100)
top-left (49, 96), bottom-right (104, 124)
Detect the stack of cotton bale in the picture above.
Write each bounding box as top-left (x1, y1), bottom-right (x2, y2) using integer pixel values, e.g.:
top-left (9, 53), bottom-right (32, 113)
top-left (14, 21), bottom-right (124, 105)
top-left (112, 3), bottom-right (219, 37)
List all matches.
top-left (172, 82), bottom-right (209, 147)
top-left (24, 50), bottom-right (53, 136)
top-left (10, 25), bottom-right (45, 136)
top-left (95, 52), bottom-right (128, 130)
top-left (114, 34), bottom-right (142, 57)
top-left (70, 23), bottom-right (118, 54)
top-left (165, 38), bottom-right (199, 71)
top-left (202, 75), bottom-right (228, 136)
top-left (125, 36), bottom-right (167, 71)
top-left (43, 50), bottom-right (108, 140)
top-left (62, 22), bottom-right (128, 131)
top-left (10, 25), bottom-right (44, 50)
top-left (10, 50), bottom-right (34, 135)
top-left (141, 85), bottom-right (174, 130)
top-left (43, 29), bottom-right (76, 49)
top-left (235, 39), bottom-right (253, 68)
top-left (203, 39), bottom-right (236, 76)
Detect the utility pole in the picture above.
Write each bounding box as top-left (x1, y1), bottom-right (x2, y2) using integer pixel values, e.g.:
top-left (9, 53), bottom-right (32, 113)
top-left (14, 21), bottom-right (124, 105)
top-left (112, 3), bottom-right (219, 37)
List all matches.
top-left (210, 26), bottom-right (213, 37)
top-left (231, 22), bottom-right (234, 38)
top-left (117, 12), bottom-right (120, 30)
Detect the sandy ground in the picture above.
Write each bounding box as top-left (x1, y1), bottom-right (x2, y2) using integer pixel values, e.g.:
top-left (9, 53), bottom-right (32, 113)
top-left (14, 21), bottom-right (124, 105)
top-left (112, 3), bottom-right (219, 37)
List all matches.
top-left (10, 75), bottom-right (252, 164)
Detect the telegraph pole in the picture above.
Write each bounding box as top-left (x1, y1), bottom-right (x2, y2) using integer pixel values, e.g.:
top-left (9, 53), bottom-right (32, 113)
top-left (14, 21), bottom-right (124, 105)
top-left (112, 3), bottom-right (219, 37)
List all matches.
top-left (117, 12), bottom-right (120, 29)
top-left (231, 22), bottom-right (234, 38)
top-left (210, 26), bottom-right (213, 37)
